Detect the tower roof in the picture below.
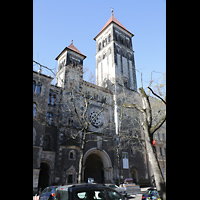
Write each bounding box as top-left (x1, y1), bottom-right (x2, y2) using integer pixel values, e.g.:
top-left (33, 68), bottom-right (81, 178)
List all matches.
top-left (94, 11), bottom-right (134, 40)
top-left (55, 40), bottom-right (86, 60)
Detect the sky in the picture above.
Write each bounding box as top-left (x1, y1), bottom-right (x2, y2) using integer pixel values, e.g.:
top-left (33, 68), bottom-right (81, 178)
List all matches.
top-left (33, 0), bottom-right (166, 90)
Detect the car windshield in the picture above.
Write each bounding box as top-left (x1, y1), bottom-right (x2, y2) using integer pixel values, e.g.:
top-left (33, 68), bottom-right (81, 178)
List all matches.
top-left (76, 190), bottom-right (105, 200)
top-left (146, 189), bottom-right (158, 196)
top-left (108, 185), bottom-right (118, 188)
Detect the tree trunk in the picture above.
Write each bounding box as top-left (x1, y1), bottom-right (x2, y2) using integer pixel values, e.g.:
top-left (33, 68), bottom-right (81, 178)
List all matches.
top-left (78, 130), bottom-right (86, 183)
top-left (142, 122), bottom-right (166, 199)
top-left (139, 88), bottom-right (166, 200)
top-left (78, 149), bottom-right (84, 183)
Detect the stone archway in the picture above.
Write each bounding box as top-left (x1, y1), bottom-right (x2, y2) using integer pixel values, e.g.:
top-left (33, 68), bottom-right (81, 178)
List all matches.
top-left (84, 154), bottom-right (104, 183)
top-left (83, 148), bottom-right (113, 183)
top-left (38, 162), bottom-right (50, 191)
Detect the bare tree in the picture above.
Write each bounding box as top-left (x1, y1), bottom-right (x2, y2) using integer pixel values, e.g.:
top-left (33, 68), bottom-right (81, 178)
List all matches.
top-left (65, 84), bottom-right (107, 183)
top-left (124, 86), bottom-right (166, 200)
top-left (33, 60), bottom-right (111, 184)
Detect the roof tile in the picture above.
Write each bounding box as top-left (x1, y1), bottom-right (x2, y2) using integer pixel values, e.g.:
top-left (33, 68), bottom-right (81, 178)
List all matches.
top-left (94, 12), bottom-right (134, 40)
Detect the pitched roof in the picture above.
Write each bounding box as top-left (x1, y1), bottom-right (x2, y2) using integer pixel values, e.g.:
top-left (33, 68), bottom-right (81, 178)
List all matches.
top-left (94, 12), bottom-right (134, 40)
top-left (55, 40), bottom-right (86, 60)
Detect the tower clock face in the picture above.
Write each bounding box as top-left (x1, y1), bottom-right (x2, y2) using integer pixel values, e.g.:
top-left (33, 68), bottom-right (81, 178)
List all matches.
top-left (89, 110), bottom-right (103, 128)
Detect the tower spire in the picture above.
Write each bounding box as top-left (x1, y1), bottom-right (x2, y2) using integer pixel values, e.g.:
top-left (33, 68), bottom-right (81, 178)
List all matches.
top-left (111, 7), bottom-right (114, 16)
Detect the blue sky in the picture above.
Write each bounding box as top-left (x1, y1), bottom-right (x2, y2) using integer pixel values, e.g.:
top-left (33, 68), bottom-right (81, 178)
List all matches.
top-left (33, 0), bottom-right (166, 90)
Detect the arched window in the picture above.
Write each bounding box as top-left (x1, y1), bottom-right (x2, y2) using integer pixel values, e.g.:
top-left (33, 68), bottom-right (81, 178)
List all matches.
top-left (98, 43), bottom-right (101, 51)
top-left (33, 103), bottom-right (37, 117)
top-left (51, 95), bottom-right (56, 105)
top-left (48, 93), bottom-right (51, 104)
top-left (46, 112), bottom-right (53, 125)
top-left (108, 34), bottom-right (111, 43)
top-left (68, 116), bottom-right (73, 126)
top-left (126, 39), bottom-right (130, 48)
top-left (36, 82), bottom-right (41, 95)
top-left (115, 33), bottom-right (118, 41)
top-left (103, 38), bottom-right (107, 47)
top-left (69, 150), bottom-right (76, 160)
top-left (44, 135), bottom-right (50, 150)
top-left (33, 80), bottom-right (36, 92)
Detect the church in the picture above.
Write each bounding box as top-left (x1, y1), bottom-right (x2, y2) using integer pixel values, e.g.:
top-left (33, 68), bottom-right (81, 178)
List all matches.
top-left (33, 11), bottom-right (151, 194)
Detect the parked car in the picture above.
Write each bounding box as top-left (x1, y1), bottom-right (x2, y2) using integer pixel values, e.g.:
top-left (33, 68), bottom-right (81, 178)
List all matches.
top-left (54, 183), bottom-right (126, 200)
top-left (105, 184), bottom-right (127, 197)
top-left (39, 186), bottom-right (58, 200)
top-left (142, 187), bottom-right (161, 200)
top-left (124, 178), bottom-right (134, 184)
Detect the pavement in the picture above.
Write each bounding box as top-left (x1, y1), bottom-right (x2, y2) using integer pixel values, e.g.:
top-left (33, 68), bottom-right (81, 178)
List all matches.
top-left (127, 187), bottom-right (150, 200)
top-left (127, 194), bottom-right (142, 200)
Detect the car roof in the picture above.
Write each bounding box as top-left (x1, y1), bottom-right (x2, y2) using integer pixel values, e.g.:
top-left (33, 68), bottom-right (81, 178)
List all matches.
top-left (147, 187), bottom-right (157, 190)
top-left (56, 183), bottom-right (110, 191)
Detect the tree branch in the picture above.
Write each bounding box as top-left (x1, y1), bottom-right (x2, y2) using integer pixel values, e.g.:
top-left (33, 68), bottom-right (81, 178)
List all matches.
top-left (123, 103), bottom-right (145, 114)
top-left (139, 87), bottom-right (152, 127)
top-left (150, 112), bottom-right (166, 135)
top-left (148, 87), bottom-right (166, 105)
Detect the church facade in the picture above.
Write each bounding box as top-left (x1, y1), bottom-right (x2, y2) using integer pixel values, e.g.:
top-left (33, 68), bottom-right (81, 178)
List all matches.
top-left (33, 12), bottom-right (151, 194)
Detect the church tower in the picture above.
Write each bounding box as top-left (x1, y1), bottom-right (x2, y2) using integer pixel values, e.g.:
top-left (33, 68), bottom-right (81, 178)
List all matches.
top-left (94, 10), bottom-right (137, 91)
top-left (55, 40), bottom-right (86, 88)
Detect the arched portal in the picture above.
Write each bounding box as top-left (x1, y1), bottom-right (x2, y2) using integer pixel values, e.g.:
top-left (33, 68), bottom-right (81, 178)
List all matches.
top-left (83, 148), bottom-right (113, 183)
top-left (38, 162), bottom-right (50, 191)
top-left (84, 154), bottom-right (104, 183)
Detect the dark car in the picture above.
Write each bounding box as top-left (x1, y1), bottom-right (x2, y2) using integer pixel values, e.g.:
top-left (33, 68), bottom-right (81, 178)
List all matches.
top-left (142, 187), bottom-right (161, 200)
top-left (39, 186), bottom-right (58, 200)
top-left (54, 183), bottom-right (126, 200)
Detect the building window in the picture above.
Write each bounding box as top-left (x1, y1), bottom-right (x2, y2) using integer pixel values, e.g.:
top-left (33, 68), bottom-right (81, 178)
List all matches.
top-left (33, 80), bottom-right (36, 92)
top-left (36, 82), bottom-right (41, 95)
top-left (48, 93), bottom-right (51, 104)
top-left (44, 135), bottom-right (50, 150)
top-left (46, 112), bottom-right (53, 125)
top-left (52, 95), bottom-right (56, 105)
top-left (73, 61), bottom-right (76, 67)
top-left (108, 34), bottom-right (111, 43)
top-left (157, 132), bottom-right (160, 140)
top-left (103, 38), bottom-right (107, 47)
top-left (162, 133), bottom-right (165, 141)
top-left (98, 43), bottom-right (101, 51)
top-left (33, 103), bottom-right (37, 117)
top-left (68, 116), bottom-right (73, 126)
top-left (160, 147), bottom-right (163, 156)
top-left (48, 93), bottom-right (56, 106)
top-left (69, 150), bottom-right (76, 160)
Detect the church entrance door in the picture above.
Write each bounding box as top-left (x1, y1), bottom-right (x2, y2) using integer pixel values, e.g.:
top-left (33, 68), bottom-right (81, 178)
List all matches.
top-left (38, 162), bottom-right (50, 192)
top-left (84, 154), bottom-right (104, 183)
